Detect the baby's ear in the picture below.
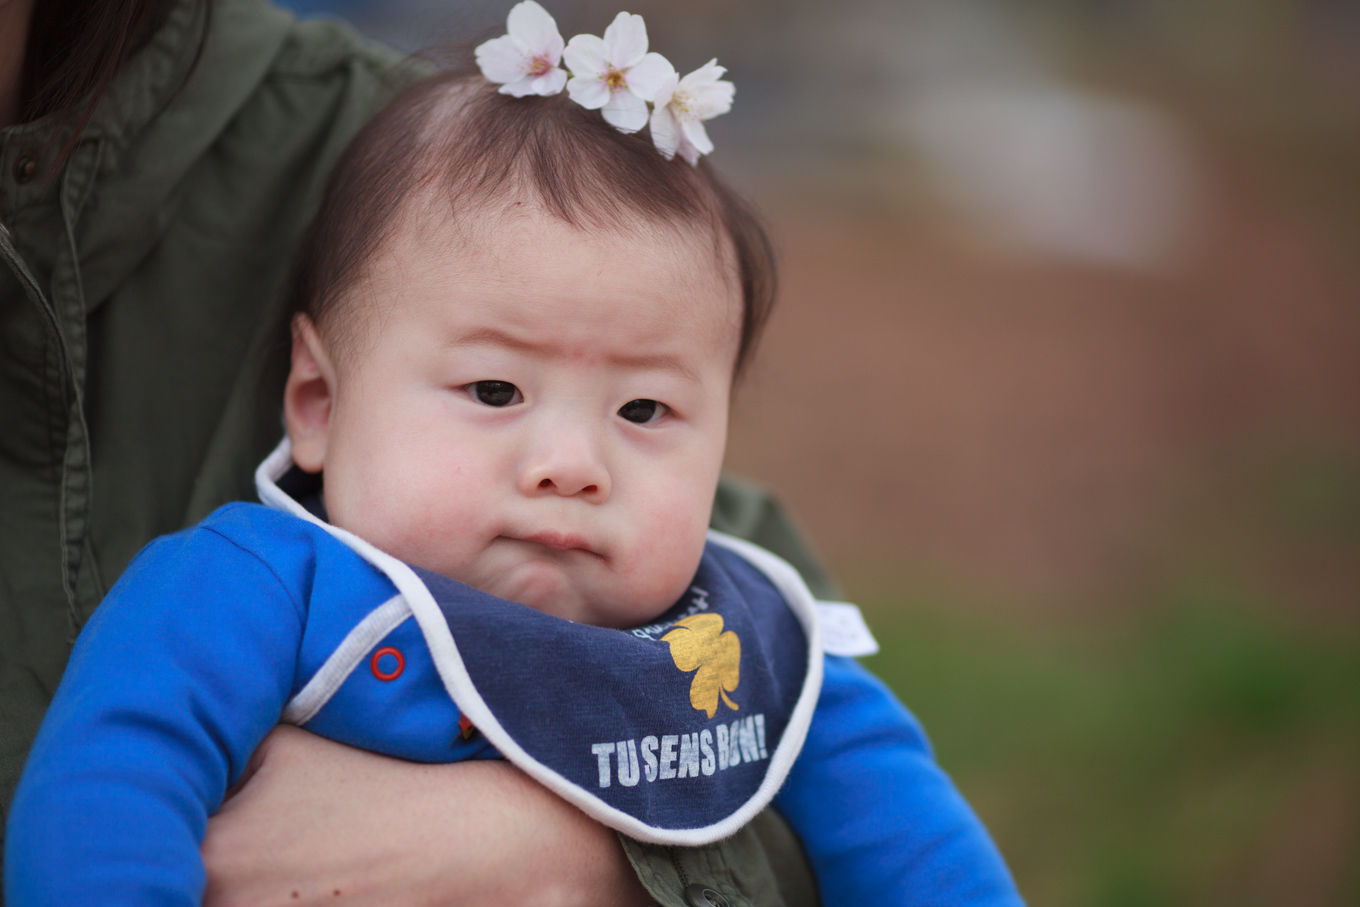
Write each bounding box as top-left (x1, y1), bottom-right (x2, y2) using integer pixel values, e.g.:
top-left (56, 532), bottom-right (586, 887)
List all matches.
top-left (284, 314), bottom-right (335, 473)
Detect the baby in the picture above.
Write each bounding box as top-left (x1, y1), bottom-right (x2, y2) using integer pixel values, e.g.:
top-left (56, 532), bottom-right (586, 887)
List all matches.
top-left (6, 6), bottom-right (1022, 905)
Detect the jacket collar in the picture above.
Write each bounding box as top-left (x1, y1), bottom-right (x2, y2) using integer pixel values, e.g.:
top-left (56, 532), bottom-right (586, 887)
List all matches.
top-left (3, 0), bottom-right (295, 314)
top-left (87, 0), bottom-right (294, 312)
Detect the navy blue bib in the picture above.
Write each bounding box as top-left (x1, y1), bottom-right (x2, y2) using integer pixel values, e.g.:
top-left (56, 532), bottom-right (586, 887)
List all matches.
top-left (412, 539), bottom-right (810, 836)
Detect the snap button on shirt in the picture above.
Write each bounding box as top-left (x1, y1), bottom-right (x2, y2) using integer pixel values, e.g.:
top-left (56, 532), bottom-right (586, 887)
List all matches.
top-left (14, 154), bottom-right (37, 184)
top-left (684, 884), bottom-right (733, 907)
top-left (370, 646), bottom-right (405, 681)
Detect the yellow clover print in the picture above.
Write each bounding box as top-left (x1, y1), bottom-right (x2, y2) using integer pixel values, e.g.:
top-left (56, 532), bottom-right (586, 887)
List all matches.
top-left (661, 613), bottom-right (740, 718)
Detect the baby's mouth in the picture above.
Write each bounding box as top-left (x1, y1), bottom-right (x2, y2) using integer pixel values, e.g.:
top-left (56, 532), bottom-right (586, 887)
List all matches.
top-left (515, 531), bottom-right (603, 558)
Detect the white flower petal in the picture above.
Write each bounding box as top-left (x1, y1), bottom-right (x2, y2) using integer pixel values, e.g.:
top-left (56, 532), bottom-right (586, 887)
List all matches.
top-left (601, 90), bottom-right (649, 133)
top-left (651, 72), bottom-right (680, 111)
top-left (625, 52), bottom-right (673, 102)
top-left (563, 34), bottom-right (609, 78)
top-left (566, 75), bottom-right (611, 109)
top-left (678, 59), bottom-right (726, 90)
top-left (530, 67), bottom-right (568, 96)
top-left (681, 118), bottom-right (713, 156)
top-left (476, 34), bottom-right (531, 84)
top-left (603, 12), bottom-right (648, 69)
top-left (678, 136), bottom-right (701, 166)
top-left (684, 81), bottom-right (734, 119)
top-left (650, 104), bottom-right (681, 159)
top-left (677, 60), bottom-right (734, 118)
top-left (499, 74), bottom-right (541, 97)
top-left (506, 1), bottom-right (564, 60)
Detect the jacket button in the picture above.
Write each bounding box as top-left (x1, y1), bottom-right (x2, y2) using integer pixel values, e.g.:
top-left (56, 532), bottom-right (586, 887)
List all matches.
top-left (14, 155), bottom-right (37, 184)
top-left (683, 884), bottom-right (733, 907)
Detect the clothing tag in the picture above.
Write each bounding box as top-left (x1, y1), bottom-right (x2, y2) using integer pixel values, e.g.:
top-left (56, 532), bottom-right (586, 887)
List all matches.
top-left (816, 602), bottom-right (880, 657)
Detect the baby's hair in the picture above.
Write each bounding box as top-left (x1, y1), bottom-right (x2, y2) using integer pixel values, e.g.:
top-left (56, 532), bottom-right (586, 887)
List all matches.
top-left (285, 66), bottom-right (776, 377)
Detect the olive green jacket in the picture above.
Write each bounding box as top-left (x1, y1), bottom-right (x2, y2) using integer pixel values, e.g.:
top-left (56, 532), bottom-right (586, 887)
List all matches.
top-left (0, 1), bottom-right (825, 902)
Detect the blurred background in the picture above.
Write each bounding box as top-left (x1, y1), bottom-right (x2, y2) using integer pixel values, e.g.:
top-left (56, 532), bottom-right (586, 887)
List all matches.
top-left (281, 0), bottom-right (1360, 902)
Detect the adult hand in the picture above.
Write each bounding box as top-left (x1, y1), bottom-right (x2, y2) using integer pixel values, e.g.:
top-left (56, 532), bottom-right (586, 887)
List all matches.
top-left (202, 725), bottom-right (652, 907)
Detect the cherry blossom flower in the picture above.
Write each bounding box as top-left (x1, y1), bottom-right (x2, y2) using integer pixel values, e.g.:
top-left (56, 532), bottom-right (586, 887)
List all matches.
top-left (563, 13), bottom-right (673, 133)
top-left (475, 0), bottom-right (568, 98)
top-left (649, 59), bottom-right (735, 165)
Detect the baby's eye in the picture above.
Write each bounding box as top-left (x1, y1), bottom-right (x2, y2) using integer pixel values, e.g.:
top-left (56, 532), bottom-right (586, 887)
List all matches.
top-left (618, 399), bottom-right (668, 424)
top-left (470, 380), bottom-right (522, 407)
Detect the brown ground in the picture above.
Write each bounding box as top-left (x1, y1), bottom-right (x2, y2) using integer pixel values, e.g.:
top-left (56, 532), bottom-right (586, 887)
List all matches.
top-left (722, 137), bottom-right (1360, 616)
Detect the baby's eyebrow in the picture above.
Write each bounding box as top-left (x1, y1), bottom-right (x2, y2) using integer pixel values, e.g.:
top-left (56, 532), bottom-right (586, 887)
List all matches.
top-left (454, 326), bottom-right (700, 382)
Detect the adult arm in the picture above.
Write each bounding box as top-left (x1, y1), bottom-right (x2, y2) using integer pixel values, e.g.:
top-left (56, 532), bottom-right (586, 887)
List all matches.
top-left (202, 727), bottom-right (650, 907)
top-left (774, 656), bottom-right (1025, 906)
top-left (3, 525), bottom-right (306, 905)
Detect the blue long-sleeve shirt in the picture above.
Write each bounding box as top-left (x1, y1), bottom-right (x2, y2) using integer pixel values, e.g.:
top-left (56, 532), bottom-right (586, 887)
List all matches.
top-left (6, 501), bottom-right (1021, 906)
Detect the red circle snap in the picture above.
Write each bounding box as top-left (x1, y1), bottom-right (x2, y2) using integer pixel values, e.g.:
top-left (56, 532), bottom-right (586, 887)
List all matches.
top-left (370, 646), bottom-right (404, 681)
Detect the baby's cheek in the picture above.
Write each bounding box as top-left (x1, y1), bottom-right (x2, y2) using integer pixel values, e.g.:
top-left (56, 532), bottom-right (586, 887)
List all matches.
top-left (334, 477), bottom-right (428, 559)
top-left (337, 451), bottom-right (488, 567)
top-left (624, 494), bottom-right (712, 608)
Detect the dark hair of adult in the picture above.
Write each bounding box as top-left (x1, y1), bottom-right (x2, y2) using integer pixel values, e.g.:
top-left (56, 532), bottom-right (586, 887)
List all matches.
top-left (284, 67), bottom-right (777, 379)
top-left (22, 0), bottom-right (193, 173)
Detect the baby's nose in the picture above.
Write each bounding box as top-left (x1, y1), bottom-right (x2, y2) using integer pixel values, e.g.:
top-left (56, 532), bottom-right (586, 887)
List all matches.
top-left (519, 441), bottom-right (611, 502)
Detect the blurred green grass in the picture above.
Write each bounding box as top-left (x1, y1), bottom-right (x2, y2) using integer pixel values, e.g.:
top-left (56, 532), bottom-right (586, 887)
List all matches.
top-left (857, 586), bottom-right (1360, 906)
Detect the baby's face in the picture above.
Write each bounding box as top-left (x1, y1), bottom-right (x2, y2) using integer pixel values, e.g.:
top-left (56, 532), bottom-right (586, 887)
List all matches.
top-left (286, 202), bottom-right (742, 628)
